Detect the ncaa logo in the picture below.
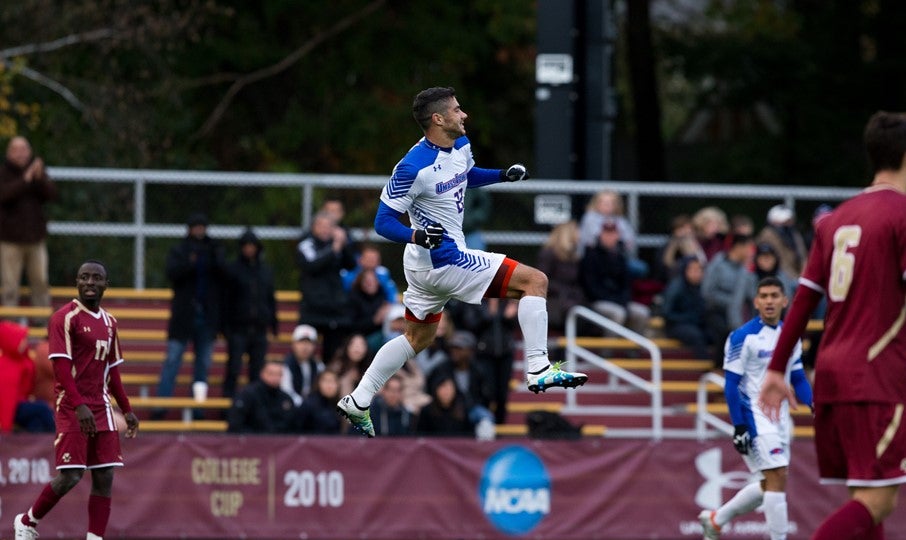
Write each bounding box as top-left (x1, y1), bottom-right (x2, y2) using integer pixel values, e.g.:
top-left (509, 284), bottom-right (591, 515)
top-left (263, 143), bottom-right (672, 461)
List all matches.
top-left (479, 446), bottom-right (551, 535)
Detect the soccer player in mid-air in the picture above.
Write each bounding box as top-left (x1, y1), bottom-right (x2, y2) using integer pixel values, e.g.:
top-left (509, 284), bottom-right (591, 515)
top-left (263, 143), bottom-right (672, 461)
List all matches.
top-left (337, 86), bottom-right (587, 436)
top-left (699, 276), bottom-right (812, 540)
top-left (14, 260), bottom-right (139, 540)
top-left (760, 111), bottom-right (906, 540)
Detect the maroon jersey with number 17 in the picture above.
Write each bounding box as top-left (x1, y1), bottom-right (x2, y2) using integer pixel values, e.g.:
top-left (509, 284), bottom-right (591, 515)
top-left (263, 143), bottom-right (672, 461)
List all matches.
top-left (48, 299), bottom-right (124, 432)
top-left (800, 185), bottom-right (906, 404)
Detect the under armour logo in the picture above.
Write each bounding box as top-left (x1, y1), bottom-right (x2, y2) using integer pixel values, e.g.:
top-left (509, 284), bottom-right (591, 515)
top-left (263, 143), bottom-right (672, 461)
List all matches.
top-left (434, 164), bottom-right (442, 171)
top-left (83, 326), bottom-right (91, 333)
top-left (694, 448), bottom-right (755, 509)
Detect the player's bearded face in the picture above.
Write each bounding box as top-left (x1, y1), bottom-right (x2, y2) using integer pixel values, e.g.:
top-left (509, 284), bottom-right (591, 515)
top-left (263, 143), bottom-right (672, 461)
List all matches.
top-left (440, 100), bottom-right (467, 138)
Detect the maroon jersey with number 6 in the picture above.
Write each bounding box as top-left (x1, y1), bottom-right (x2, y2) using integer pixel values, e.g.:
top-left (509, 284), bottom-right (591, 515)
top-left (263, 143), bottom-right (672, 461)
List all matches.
top-left (48, 299), bottom-right (124, 432)
top-left (800, 186), bottom-right (906, 403)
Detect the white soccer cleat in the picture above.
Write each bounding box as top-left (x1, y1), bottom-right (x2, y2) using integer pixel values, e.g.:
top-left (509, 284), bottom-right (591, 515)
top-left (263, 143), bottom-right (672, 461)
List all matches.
top-left (14, 513), bottom-right (39, 540)
top-left (336, 395), bottom-right (375, 438)
top-left (526, 362), bottom-right (588, 393)
top-left (698, 509), bottom-right (721, 539)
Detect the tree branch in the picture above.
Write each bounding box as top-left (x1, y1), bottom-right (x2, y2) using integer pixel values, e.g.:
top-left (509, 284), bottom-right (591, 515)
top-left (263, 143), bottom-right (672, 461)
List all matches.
top-left (1, 60), bottom-right (97, 127)
top-left (192, 0), bottom-right (386, 140)
top-left (0, 28), bottom-right (116, 58)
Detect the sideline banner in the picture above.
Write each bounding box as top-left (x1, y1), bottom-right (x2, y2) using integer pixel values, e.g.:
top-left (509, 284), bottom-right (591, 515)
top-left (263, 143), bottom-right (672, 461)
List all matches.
top-left (1, 434), bottom-right (904, 539)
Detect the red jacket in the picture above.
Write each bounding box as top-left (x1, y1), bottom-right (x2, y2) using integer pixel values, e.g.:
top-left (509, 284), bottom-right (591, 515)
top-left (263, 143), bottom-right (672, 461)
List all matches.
top-left (0, 321), bottom-right (32, 432)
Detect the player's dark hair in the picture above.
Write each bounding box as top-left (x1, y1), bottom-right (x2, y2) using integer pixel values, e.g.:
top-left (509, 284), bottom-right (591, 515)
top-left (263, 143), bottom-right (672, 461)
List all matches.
top-left (864, 111), bottom-right (906, 175)
top-left (728, 233), bottom-right (752, 248)
top-left (412, 87), bottom-right (456, 130)
top-left (757, 276), bottom-right (785, 295)
top-left (80, 259), bottom-right (109, 278)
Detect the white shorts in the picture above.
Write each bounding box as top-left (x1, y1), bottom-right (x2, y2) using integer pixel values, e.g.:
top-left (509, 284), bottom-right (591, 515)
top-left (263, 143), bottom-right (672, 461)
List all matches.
top-left (742, 411), bottom-right (792, 474)
top-left (402, 249), bottom-right (506, 320)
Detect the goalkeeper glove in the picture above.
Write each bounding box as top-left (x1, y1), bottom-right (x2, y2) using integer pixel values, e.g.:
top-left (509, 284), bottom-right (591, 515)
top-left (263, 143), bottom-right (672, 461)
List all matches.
top-left (500, 163), bottom-right (529, 182)
top-left (413, 222), bottom-right (445, 249)
top-left (732, 424), bottom-right (752, 455)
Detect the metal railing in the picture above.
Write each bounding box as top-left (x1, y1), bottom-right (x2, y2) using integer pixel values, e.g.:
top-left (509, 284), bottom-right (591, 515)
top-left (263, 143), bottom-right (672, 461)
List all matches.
top-left (563, 305), bottom-right (663, 440)
top-left (695, 372), bottom-right (732, 441)
top-left (47, 166), bottom-right (860, 288)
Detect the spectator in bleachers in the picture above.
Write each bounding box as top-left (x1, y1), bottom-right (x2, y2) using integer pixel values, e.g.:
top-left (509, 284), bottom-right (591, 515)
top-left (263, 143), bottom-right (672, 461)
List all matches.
top-left (296, 210), bottom-right (358, 365)
top-left (578, 189), bottom-right (637, 257)
top-left (281, 324), bottom-right (325, 407)
top-left (0, 136), bottom-right (57, 312)
top-left (702, 233), bottom-right (755, 368)
top-left (535, 220), bottom-right (585, 331)
top-left (578, 189), bottom-right (648, 278)
top-left (328, 333), bottom-right (373, 399)
top-left (751, 242), bottom-right (797, 302)
top-left (656, 214), bottom-right (706, 282)
top-left (415, 368), bottom-right (474, 437)
top-left (0, 321), bottom-right (53, 432)
top-left (221, 228), bottom-right (278, 399)
top-left (341, 243), bottom-right (399, 303)
top-left (155, 212), bottom-right (226, 420)
top-left (660, 257), bottom-right (709, 359)
top-left (447, 298), bottom-right (518, 424)
top-left (756, 204), bottom-right (808, 279)
top-left (369, 374), bottom-right (415, 436)
top-left (692, 206), bottom-right (729, 262)
top-left (295, 369), bottom-right (342, 434)
top-left (580, 219), bottom-right (651, 336)
top-left (227, 358), bottom-right (296, 434)
top-left (349, 268), bottom-right (392, 343)
top-left (434, 330), bottom-right (494, 429)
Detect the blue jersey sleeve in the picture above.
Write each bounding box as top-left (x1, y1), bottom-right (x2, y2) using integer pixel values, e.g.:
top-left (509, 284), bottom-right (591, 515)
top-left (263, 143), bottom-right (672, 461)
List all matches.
top-left (374, 201), bottom-right (413, 244)
top-left (723, 370), bottom-right (746, 426)
top-left (467, 166), bottom-right (502, 188)
top-left (790, 368), bottom-right (813, 409)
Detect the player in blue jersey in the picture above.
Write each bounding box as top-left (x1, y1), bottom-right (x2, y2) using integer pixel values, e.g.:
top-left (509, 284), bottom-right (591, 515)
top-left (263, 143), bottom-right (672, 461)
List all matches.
top-left (337, 87), bottom-right (587, 437)
top-left (699, 277), bottom-right (813, 540)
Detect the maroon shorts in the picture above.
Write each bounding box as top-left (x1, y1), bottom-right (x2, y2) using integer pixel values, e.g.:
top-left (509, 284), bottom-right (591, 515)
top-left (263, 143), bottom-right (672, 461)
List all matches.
top-left (814, 402), bottom-right (906, 487)
top-left (53, 430), bottom-right (124, 470)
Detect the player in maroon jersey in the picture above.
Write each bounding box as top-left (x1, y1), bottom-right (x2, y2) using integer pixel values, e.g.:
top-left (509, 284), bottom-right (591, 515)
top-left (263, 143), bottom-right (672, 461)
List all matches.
top-left (760, 111), bottom-right (906, 540)
top-left (14, 260), bottom-right (139, 540)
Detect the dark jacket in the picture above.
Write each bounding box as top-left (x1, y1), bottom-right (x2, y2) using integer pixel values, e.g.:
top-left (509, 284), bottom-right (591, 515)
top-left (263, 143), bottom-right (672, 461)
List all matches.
top-left (0, 159), bottom-right (57, 243)
top-left (349, 285), bottom-right (386, 336)
top-left (580, 243), bottom-right (632, 306)
top-left (295, 392), bottom-right (342, 434)
top-left (370, 395), bottom-right (415, 436)
top-left (166, 233), bottom-right (227, 340)
top-left (227, 381), bottom-right (297, 434)
top-left (661, 270), bottom-right (706, 329)
top-left (295, 231), bottom-right (357, 326)
top-left (223, 231), bottom-right (278, 334)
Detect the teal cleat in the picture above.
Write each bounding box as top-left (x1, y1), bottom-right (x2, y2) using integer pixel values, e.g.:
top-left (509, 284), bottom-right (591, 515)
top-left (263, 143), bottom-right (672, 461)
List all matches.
top-left (526, 362), bottom-right (588, 394)
top-left (336, 395), bottom-right (375, 438)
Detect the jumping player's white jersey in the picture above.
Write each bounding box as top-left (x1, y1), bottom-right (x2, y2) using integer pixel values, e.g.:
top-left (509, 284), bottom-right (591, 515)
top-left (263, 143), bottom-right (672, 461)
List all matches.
top-left (380, 136), bottom-right (477, 271)
top-left (724, 317), bottom-right (804, 429)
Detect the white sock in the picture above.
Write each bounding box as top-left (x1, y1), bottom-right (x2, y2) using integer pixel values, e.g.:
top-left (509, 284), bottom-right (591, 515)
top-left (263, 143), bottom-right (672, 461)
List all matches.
top-left (28, 508), bottom-right (40, 524)
top-left (350, 335), bottom-right (415, 408)
top-left (518, 296), bottom-right (550, 373)
top-left (763, 490), bottom-right (788, 540)
top-left (714, 481), bottom-right (763, 526)
top-left (87, 533), bottom-right (103, 540)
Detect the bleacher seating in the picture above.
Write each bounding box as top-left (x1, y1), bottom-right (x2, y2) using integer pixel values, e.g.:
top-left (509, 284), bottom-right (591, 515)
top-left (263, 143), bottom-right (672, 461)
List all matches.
top-left (4, 288), bottom-right (822, 438)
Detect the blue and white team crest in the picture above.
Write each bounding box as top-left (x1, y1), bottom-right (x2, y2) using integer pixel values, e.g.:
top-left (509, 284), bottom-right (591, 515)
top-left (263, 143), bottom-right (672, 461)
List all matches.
top-left (479, 446), bottom-right (551, 535)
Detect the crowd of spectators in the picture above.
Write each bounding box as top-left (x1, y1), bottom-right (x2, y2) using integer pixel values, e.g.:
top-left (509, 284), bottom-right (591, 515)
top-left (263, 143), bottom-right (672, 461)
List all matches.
top-left (0, 173), bottom-right (829, 436)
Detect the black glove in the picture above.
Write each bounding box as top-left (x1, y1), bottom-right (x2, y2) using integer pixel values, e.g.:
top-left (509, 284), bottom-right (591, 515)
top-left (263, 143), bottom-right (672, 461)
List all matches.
top-left (413, 222), bottom-right (445, 249)
top-left (732, 424), bottom-right (752, 455)
top-left (500, 163), bottom-right (529, 182)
